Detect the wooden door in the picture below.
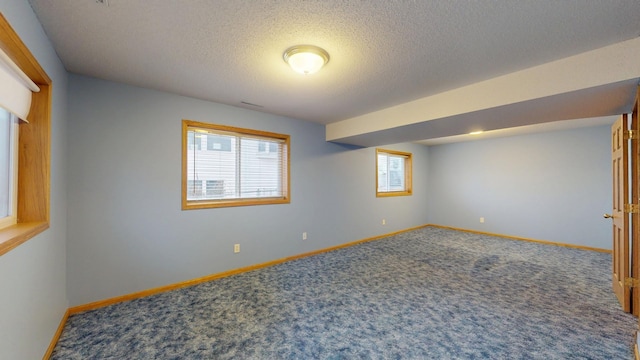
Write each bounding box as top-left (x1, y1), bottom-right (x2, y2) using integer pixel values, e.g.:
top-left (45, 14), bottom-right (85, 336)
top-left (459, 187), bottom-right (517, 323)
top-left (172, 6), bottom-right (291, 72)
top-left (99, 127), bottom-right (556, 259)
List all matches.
top-left (612, 114), bottom-right (631, 312)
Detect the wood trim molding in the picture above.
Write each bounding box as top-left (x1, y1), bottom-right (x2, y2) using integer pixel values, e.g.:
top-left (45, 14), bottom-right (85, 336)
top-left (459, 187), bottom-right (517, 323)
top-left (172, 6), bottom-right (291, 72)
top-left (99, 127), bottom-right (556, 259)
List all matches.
top-left (69, 224), bottom-right (430, 314)
top-left (631, 86), bottom-right (640, 316)
top-left (68, 223), bottom-right (610, 315)
top-left (0, 12), bottom-right (51, 256)
top-left (43, 308), bottom-right (69, 360)
top-left (57, 223), bottom-right (611, 354)
top-left (0, 222), bottom-right (49, 256)
top-left (18, 86), bottom-right (51, 223)
top-left (427, 224), bottom-right (612, 253)
top-left (0, 15), bottom-right (50, 85)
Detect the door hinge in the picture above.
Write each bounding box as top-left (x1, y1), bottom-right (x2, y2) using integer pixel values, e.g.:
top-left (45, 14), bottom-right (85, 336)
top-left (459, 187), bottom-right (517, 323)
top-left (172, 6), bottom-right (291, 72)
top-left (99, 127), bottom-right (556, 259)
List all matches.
top-left (625, 277), bottom-right (640, 287)
top-left (624, 130), bottom-right (639, 140)
top-left (624, 203), bottom-right (639, 213)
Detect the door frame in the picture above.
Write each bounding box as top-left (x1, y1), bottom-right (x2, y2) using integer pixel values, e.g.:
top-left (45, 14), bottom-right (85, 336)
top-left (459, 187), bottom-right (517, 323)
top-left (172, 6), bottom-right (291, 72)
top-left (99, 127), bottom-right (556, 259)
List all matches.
top-left (633, 88), bottom-right (640, 316)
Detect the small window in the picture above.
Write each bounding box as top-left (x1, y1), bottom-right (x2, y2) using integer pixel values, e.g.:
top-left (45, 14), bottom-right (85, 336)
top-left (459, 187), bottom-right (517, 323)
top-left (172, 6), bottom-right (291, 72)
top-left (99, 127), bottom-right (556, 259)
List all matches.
top-left (376, 148), bottom-right (412, 197)
top-left (182, 120), bottom-right (290, 209)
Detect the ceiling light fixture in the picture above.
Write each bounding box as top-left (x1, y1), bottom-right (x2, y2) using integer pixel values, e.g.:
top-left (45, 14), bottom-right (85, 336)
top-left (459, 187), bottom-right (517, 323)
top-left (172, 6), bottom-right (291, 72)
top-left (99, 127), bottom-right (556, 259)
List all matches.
top-left (469, 131), bottom-right (484, 135)
top-left (283, 45), bottom-right (330, 75)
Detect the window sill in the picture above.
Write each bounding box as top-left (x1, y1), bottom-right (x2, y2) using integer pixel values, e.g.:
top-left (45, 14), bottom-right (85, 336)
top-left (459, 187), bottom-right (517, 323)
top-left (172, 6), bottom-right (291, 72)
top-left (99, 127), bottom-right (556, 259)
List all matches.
top-left (183, 197), bottom-right (290, 210)
top-left (0, 221), bottom-right (49, 256)
top-left (376, 191), bottom-right (412, 197)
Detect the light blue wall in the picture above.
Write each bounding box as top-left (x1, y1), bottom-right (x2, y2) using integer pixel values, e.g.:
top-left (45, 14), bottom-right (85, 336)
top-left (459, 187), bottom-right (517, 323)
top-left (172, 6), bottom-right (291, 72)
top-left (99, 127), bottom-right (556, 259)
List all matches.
top-left (66, 74), bottom-right (430, 306)
top-left (427, 125), bottom-right (612, 249)
top-left (0, 2), bottom-right (69, 359)
top-left (0, 4), bottom-right (619, 355)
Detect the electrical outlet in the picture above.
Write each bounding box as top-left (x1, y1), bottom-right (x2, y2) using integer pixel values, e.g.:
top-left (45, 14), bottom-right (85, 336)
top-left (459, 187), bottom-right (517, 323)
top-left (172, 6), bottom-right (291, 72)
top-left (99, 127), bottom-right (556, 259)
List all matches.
top-left (234, 244), bottom-right (240, 253)
top-left (480, 217), bottom-right (485, 223)
top-left (302, 232), bottom-right (307, 240)
top-left (382, 219), bottom-right (386, 225)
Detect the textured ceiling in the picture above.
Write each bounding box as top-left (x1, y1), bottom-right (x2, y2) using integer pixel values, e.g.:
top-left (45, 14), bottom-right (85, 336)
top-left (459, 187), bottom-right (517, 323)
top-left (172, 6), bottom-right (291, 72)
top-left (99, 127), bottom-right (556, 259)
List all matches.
top-left (26, 0), bottom-right (640, 143)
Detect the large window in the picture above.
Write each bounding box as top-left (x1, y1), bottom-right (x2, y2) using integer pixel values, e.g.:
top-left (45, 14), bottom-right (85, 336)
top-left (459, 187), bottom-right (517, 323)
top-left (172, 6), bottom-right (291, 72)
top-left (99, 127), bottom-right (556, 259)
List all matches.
top-left (182, 120), bottom-right (290, 209)
top-left (376, 148), bottom-right (412, 197)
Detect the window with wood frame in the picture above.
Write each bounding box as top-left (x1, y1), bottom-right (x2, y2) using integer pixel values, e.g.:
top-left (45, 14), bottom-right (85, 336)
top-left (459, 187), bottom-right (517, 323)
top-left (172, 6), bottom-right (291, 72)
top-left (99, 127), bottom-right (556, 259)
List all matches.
top-left (376, 148), bottom-right (412, 197)
top-left (182, 120), bottom-right (290, 209)
top-left (0, 13), bottom-right (52, 256)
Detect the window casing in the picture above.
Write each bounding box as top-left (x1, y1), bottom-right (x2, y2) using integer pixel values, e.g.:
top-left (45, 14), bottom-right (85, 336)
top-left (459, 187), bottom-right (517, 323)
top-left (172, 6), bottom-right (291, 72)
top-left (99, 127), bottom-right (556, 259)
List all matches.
top-left (376, 148), bottom-right (412, 197)
top-left (0, 13), bottom-right (52, 257)
top-left (182, 120), bottom-right (290, 209)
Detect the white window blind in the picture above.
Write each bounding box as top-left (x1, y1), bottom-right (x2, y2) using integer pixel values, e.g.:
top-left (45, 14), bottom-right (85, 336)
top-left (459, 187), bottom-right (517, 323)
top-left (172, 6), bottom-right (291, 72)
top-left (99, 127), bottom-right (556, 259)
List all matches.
top-left (0, 48), bottom-right (40, 121)
top-left (185, 124), bottom-right (289, 205)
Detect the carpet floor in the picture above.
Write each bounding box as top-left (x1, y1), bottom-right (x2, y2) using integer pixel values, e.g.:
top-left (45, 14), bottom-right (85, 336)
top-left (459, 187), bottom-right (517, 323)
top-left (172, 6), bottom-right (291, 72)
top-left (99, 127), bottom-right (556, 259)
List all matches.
top-left (52, 227), bottom-right (637, 359)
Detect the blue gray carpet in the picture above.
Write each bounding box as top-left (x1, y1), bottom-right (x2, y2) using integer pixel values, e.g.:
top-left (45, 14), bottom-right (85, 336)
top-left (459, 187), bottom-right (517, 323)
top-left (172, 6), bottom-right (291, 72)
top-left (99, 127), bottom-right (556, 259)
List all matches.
top-left (52, 227), bottom-right (637, 359)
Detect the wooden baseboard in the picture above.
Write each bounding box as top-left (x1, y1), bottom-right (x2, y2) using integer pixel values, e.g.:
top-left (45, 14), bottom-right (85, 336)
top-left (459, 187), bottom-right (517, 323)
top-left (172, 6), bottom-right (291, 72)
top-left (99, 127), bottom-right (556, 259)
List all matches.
top-left (53, 223), bottom-right (612, 354)
top-left (69, 223), bottom-right (609, 315)
top-left (69, 224), bottom-right (429, 315)
top-left (43, 308), bottom-right (69, 360)
top-left (426, 224), bottom-right (611, 253)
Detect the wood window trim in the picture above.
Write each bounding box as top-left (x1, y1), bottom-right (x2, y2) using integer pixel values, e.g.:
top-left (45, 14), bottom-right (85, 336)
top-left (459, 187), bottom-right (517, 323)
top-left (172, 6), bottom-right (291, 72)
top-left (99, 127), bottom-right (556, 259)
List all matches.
top-left (376, 148), bottom-right (413, 197)
top-left (0, 13), bottom-right (51, 256)
top-left (182, 120), bottom-right (290, 210)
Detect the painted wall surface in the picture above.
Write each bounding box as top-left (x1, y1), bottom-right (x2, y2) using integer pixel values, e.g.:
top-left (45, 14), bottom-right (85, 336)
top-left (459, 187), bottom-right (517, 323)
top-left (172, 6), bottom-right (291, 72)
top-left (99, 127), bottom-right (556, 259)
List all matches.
top-left (67, 74), bottom-right (430, 306)
top-left (427, 125), bottom-right (612, 249)
top-left (0, 2), bottom-right (69, 359)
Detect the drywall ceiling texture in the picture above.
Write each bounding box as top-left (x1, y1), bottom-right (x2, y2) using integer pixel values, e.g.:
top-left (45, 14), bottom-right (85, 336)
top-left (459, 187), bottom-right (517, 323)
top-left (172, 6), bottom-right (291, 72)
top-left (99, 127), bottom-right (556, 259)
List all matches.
top-left (28, 1), bottom-right (640, 143)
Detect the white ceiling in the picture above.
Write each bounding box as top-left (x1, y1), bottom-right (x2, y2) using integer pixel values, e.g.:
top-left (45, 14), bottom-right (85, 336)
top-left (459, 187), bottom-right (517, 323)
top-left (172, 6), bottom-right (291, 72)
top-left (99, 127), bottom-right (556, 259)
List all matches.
top-left (27, 0), bottom-right (640, 145)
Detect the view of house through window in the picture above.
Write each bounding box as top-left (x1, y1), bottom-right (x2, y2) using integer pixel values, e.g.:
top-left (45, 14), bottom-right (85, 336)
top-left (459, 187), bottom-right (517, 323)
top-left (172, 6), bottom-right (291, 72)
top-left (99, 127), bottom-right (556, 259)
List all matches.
top-left (376, 148), bottom-right (412, 197)
top-left (0, 107), bottom-right (18, 229)
top-left (182, 120), bottom-right (290, 209)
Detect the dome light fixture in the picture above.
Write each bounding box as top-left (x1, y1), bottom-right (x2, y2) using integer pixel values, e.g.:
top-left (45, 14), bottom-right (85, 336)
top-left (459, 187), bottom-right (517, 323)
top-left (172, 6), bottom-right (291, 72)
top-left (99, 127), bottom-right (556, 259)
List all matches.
top-left (283, 45), bottom-right (330, 75)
